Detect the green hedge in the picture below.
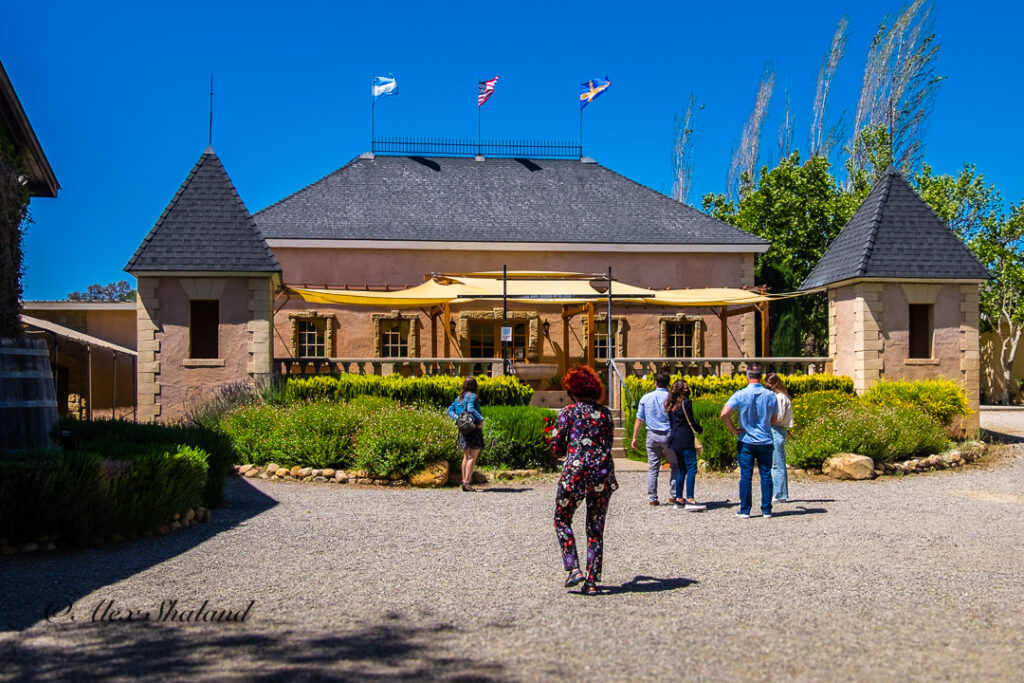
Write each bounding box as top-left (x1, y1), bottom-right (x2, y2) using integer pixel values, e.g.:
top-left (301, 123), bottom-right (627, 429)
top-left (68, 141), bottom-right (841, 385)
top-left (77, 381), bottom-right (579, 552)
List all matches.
top-left (480, 406), bottom-right (557, 470)
top-left (791, 390), bottom-right (858, 432)
top-left (353, 405), bottom-right (460, 477)
top-left (788, 403), bottom-right (949, 468)
top-left (60, 418), bottom-right (233, 507)
top-left (622, 373), bottom-right (854, 431)
top-left (863, 379), bottom-right (970, 427)
top-left (220, 400), bottom-right (557, 475)
top-left (284, 374), bottom-right (533, 408)
top-left (0, 446), bottom-right (208, 545)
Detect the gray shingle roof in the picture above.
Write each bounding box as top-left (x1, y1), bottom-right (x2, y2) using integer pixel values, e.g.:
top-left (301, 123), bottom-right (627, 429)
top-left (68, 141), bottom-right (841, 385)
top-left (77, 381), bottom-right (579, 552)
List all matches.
top-left (800, 166), bottom-right (990, 290)
top-left (253, 155), bottom-right (767, 246)
top-left (125, 147), bottom-right (280, 273)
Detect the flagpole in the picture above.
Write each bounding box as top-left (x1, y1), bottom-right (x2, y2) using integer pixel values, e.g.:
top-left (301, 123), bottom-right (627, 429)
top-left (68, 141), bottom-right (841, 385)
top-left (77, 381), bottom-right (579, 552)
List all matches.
top-left (477, 78), bottom-right (482, 156)
top-left (579, 107), bottom-right (584, 158)
top-left (370, 74), bottom-right (375, 153)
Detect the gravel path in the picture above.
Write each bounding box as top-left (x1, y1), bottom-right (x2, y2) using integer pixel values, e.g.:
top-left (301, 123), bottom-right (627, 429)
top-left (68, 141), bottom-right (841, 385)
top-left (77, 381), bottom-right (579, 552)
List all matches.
top-left (4, 442), bottom-right (1024, 681)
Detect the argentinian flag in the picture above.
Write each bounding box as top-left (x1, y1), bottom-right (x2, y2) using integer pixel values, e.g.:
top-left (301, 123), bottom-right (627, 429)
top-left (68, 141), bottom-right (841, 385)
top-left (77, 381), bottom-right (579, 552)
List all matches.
top-left (372, 74), bottom-right (398, 99)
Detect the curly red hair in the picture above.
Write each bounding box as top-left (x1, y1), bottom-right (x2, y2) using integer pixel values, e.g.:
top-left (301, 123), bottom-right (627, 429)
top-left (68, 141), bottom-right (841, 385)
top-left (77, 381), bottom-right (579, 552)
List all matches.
top-left (563, 365), bottom-right (604, 402)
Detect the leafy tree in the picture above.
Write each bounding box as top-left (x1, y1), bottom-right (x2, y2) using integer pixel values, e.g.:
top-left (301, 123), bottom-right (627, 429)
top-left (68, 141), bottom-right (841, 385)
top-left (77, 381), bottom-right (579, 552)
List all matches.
top-left (914, 163), bottom-right (1004, 243)
top-left (972, 203), bottom-right (1024, 403)
top-left (67, 280), bottom-right (136, 302)
top-left (703, 153), bottom-right (862, 355)
top-left (0, 124), bottom-right (31, 338)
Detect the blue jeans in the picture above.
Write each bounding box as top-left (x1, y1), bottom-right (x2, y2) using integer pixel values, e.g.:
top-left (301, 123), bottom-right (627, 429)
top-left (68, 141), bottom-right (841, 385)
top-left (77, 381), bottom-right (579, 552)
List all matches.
top-left (737, 441), bottom-right (774, 515)
top-left (771, 426), bottom-right (789, 501)
top-left (673, 448), bottom-right (698, 500)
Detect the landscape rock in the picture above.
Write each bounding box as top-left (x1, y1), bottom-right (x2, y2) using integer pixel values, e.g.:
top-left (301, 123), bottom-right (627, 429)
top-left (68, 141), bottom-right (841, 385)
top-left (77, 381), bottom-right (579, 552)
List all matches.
top-left (334, 471), bottom-right (348, 483)
top-left (321, 468), bottom-right (335, 478)
top-left (184, 508), bottom-right (196, 522)
top-left (471, 471), bottom-right (491, 484)
top-left (313, 476), bottom-right (327, 483)
top-left (19, 542), bottom-right (38, 553)
top-left (290, 466), bottom-right (302, 477)
top-left (266, 463), bottom-right (279, 475)
top-left (298, 468), bottom-right (313, 478)
top-left (410, 460), bottom-right (450, 488)
top-left (822, 453), bottom-right (877, 480)
top-left (245, 468), bottom-right (259, 478)
top-left (238, 464), bottom-right (253, 474)
top-left (169, 520), bottom-right (182, 531)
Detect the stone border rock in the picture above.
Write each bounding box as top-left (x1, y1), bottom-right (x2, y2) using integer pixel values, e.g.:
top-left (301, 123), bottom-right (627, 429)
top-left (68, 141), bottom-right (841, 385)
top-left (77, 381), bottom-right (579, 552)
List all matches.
top-left (233, 463), bottom-right (542, 489)
top-left (0, 505), bottom-right (212, 556)
top-left (790, 442), bottom-right (989, 479)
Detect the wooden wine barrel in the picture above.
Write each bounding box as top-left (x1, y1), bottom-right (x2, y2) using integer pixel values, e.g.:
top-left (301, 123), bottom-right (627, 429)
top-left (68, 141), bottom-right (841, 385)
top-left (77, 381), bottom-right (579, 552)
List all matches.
top-left (1, 337), bottom-right (59, 450)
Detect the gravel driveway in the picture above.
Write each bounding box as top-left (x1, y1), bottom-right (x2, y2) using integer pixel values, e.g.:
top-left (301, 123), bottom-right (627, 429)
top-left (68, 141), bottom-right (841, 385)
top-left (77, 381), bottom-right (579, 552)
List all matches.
top-left (3, 439), bottom-right (1024, 681)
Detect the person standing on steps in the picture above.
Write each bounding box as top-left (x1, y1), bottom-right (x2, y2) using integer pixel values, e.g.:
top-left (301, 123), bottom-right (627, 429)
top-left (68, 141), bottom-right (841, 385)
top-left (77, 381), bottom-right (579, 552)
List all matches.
top-left (765, 372), bottom-right (793, 504)
top-left (552, 365), bottom-right (617, 596)
top-left (720, 365), bottom-right (777, 519)
top-left (447, 377), bottom-right (485, 491)
top-left (631, 370), bottom-right (678, 506)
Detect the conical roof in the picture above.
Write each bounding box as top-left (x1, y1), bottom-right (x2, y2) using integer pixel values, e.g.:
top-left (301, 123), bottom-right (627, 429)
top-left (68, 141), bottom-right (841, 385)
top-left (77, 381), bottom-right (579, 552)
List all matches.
top-left (125, 147), bottom-right (280, 273)
top-left (800, 166), bottom-right (989, 290)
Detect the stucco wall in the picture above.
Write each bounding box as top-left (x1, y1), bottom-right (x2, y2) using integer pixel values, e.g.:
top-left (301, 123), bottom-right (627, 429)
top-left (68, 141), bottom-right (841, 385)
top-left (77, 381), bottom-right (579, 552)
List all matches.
top-left (271, 246), bottom-right (757, 365)
top-left (138, 275), bottom-right (276, 422)
top-left (828, 281), bottom-right (982, 434)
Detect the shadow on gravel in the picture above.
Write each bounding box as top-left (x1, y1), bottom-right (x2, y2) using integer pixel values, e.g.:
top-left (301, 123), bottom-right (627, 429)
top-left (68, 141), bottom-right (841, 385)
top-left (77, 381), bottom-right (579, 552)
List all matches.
top-left (770, 506), bottom-right (828, 517)
top-left (0, 478), bottom-right (277, 633)
top-left (594, 575), bottom-right (699, 596)
top-left (0, 615), bottom-right (508, 681)
top-left (983, 430), bottom-right (1024, 444)
top-left (701, 499), bottom-right (735, 510)
top-left (477, 487), bottom-right (531, 494)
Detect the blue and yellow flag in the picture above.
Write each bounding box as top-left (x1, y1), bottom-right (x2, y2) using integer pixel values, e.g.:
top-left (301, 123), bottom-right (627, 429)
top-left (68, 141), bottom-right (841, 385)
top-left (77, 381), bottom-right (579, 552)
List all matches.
top-left (580, 77), bottom-right (611, 110)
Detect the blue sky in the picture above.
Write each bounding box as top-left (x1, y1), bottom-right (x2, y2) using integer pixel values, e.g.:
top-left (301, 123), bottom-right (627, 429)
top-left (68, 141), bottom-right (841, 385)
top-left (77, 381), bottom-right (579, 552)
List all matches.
top-left (4, 0), bottom-right (1022, 300)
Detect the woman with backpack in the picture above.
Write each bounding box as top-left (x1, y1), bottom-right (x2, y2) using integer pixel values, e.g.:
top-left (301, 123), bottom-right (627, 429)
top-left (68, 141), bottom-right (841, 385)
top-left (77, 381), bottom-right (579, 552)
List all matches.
top-left (447, 376), bottom-right (485, 491)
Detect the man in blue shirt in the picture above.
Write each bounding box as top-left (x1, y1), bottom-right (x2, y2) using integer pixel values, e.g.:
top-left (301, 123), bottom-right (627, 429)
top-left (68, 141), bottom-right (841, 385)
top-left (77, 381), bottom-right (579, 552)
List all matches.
top-left (721, 365), bottom-right (778, 518)
top-left (631, 370), bottom-right (678, 506)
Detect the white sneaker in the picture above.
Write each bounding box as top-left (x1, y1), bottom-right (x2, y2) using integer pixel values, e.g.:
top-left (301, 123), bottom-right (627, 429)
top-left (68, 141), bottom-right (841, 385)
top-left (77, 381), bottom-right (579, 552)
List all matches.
top-left (763, 513), bottom-right (772, 519)
top-left (735, 512), bottom-right (750, 519)
top-left (773, 498), bottom-right (788, 503)
top-left (684, 502), bottom-right (707, 511)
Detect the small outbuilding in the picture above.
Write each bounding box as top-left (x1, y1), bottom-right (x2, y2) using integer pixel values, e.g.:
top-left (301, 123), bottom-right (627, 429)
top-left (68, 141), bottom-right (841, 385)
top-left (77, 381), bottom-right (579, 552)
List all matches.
top-left (800, 165), bottom-right (990, 433)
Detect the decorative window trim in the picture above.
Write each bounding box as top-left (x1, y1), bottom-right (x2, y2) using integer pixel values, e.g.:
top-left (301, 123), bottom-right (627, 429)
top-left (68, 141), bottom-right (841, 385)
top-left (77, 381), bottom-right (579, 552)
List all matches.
top-left (658, 314), bottom-right (704, 358)
top-left (372, 311), bottom-right (420, 358)
top-left (288, 311), bottom-right (336, 358)
top-left (457, 309), bottom-right (540, 359)
top-left (584, 314), bottom-right (628, 359)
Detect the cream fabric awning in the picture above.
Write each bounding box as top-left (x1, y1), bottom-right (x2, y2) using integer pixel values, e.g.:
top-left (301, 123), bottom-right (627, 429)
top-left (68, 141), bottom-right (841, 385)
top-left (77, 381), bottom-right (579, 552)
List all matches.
top-left (21, 315), bottom-right (137, 355)
top-left (291, 273), bottom-right (788, 308)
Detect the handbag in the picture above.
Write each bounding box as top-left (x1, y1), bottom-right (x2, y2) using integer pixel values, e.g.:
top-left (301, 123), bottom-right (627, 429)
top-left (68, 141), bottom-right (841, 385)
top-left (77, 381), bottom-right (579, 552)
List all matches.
top-left (681, 403), bottom-right (704, 457)
top-left (455, 409), bottom-right (477, 434)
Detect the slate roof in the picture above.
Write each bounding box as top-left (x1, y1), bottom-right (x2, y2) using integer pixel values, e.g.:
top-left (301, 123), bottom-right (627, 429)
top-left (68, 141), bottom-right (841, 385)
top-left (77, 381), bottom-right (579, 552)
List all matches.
top-left (253, 155), bottom-right (767, 246)
top-left (800, 166), bottom-right (990, 290)
top-left (125, 147), bottom-right (280, 273)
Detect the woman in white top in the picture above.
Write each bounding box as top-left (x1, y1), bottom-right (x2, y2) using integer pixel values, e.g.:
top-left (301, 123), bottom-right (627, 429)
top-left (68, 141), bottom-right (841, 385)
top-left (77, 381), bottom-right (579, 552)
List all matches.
top-left (765, 373), bottom-right (793, 503)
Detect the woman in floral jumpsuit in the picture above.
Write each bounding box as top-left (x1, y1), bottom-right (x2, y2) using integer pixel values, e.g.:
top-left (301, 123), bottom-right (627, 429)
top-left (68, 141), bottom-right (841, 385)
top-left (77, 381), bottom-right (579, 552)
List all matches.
top-left (552, 365), bottom-right (618, 595)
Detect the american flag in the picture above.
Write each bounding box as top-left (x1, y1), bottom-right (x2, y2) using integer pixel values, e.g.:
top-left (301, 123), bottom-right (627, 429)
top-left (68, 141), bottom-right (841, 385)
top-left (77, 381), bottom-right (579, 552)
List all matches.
top-left (478, 75), bottom-right (499, 107)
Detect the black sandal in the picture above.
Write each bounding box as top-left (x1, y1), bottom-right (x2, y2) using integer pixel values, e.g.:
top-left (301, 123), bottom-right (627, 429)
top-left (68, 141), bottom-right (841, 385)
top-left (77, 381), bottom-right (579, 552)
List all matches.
top-left (564, 568), bottom-right (585, 588)
top-left (582, 581), bottom-right (599, 596)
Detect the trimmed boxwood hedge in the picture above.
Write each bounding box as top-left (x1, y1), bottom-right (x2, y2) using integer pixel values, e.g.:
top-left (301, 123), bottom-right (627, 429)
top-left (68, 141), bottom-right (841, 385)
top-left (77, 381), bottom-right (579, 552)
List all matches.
top-left (61, 418), bottom-right (233, 507)
top-left (0, 445), bottom-right (208, 546)
top-left (284, 374), bottom-right (533, 408)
